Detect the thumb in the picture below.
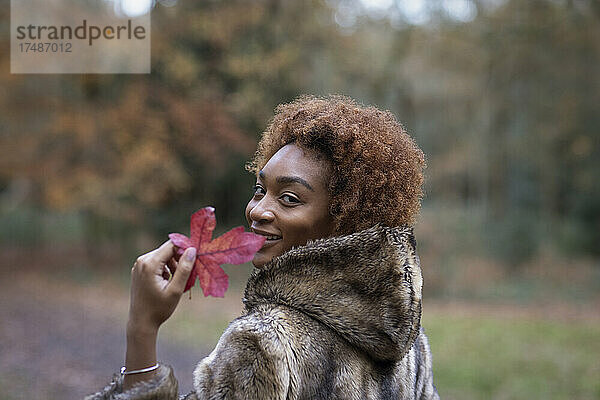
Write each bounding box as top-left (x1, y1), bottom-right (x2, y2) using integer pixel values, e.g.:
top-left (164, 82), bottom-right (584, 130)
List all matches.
top-left (168, 247), bottom-right (197, 295)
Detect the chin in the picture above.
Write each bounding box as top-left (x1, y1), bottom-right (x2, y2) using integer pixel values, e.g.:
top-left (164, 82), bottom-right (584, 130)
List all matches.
top-left (252, 244), bottom-right (283, 268)
top-left (251, 253), bottom-right (270, 269)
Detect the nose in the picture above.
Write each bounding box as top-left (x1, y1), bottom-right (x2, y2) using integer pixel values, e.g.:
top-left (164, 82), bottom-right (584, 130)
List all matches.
top-left (248, 198), bottom-right (275, 223)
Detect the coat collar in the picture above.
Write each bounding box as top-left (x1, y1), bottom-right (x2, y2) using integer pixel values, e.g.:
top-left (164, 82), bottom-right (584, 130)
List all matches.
top-left (243, 224), bottom-right (423, 362)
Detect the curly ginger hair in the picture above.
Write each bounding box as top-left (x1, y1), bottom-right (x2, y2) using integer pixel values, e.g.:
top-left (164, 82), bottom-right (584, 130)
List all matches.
top-left (247, 95), bottom-right (426, 235)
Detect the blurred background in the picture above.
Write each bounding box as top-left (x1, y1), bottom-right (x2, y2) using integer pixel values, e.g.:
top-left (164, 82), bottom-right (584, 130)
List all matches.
top-left (1, 0), bottom-right (599, 399)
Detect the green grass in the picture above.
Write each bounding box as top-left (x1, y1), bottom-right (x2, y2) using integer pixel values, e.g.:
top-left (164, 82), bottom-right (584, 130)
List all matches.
top-left (422, 312), bottom-right (600, 400)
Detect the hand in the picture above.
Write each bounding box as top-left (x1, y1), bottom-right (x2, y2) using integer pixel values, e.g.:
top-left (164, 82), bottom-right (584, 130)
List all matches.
top-left (123, 241), bottom-right (195, 389)
top-left (127, 240), bottom-right (197, 333)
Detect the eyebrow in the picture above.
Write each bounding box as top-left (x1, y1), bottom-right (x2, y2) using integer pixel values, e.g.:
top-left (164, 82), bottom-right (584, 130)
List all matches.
top-left (259, 170), bottom-right (314, 192)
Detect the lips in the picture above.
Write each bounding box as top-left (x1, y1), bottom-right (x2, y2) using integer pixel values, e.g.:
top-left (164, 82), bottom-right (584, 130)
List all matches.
top-left (251, 228), bottom-right (282, 245)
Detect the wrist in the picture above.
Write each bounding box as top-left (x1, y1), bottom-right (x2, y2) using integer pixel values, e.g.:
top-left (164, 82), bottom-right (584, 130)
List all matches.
top-left (127, 318), bottom-right (159, 340)
top-left (125, 322), bottom-right (158, 382)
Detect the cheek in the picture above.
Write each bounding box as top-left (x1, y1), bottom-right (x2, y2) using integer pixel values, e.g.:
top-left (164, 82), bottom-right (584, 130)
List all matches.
top-left (291, 208), bottom-right (333, 243)
top-left (283, 217), bottom-right (317, 246)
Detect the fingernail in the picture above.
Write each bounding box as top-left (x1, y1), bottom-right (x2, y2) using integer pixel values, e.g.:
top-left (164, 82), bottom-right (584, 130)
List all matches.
top-left (185, 247), bottom-right (197, 262)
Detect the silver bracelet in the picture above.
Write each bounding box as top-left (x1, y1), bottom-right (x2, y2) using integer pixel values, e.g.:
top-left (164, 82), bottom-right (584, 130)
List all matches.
top-left (120, 363), bottom-right (160, 376)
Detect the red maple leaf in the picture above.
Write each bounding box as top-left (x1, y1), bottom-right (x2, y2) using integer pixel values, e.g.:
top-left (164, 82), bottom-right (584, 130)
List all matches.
top-left (168, 207), bottom-right (265, 297)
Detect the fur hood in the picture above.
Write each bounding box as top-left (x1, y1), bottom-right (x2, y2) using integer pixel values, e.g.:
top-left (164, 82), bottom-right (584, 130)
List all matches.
top-left (243, 224), bottom-right (423, 362)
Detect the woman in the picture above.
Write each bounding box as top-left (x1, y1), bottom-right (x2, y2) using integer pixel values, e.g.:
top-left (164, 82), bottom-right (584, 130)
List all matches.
top-left (87, 95), bottom-right (439, 399)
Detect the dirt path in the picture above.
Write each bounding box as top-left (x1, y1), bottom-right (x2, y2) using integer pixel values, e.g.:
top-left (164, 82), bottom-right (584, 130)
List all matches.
top-left (0, 271), bottom-right (211, 400)
top-left (2, 266), bottom-right (597, 400)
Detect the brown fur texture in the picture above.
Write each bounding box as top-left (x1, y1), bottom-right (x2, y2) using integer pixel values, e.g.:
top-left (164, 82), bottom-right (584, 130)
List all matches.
top-left (86, 225), bottom-right (439, 399)
top-left (84, 365), bottom-right (178, 400)
top-left (246, 95), bottom-right (426, 235)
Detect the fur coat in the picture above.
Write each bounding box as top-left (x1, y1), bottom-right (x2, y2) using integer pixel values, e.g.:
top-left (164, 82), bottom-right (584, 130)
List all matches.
top-left (86, 225), bottom-right (439, 399)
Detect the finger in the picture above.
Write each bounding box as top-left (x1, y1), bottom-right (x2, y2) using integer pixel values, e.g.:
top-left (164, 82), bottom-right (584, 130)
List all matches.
top-left (168, 247), bottom-right (196, 295)
top-left (147, 240), bottom-right (176, 266)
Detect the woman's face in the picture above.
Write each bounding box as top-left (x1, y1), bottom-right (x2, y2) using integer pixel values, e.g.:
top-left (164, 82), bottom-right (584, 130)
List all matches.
top-left (245, 143), bottom-right (334, 267)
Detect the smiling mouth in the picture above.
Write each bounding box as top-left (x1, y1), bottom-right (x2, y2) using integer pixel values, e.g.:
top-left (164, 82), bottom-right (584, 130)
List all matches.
top-left (252, 229), bottom-right (282, 245)
top-left (264, 235), bottom-right (282, 241)
top-left (259, 235), bottom-right (281, 249)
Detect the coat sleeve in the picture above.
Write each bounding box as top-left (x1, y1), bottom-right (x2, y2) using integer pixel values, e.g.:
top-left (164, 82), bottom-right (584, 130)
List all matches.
top-left (85, 317), bottom-right (290, 400)
top-left (192, 316), bottom-right (290, 400)
top-left (83, 364), bottom-right (190, 400)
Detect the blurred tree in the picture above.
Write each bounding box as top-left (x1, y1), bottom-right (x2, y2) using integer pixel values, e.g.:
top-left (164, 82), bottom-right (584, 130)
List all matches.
top-left (0, 0), bottom-right (598, 264)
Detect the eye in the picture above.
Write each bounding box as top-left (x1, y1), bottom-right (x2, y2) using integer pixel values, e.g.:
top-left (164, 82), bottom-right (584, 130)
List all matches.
top-left (252, 184), bottom-right (265, 198)
top-left (280, 193), bottom-right (300, 205)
